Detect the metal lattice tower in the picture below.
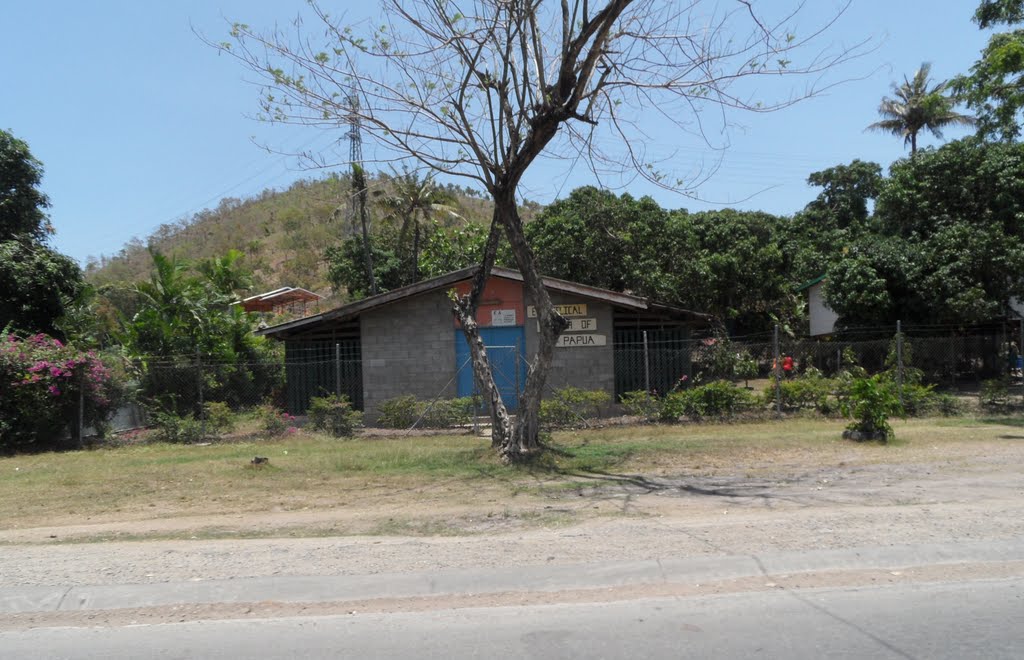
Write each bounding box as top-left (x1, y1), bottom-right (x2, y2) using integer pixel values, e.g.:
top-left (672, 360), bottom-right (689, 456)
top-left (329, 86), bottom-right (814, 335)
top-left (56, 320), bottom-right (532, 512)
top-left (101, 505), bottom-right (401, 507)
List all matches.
top-left (346, 94), bottom-right (363, 224)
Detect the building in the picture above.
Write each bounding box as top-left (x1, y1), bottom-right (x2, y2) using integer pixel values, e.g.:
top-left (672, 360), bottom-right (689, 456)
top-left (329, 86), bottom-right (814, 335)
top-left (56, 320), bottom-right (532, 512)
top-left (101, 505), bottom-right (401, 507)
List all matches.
top-left (257, 266), bottom-right (711, 421)
top-left (238, 287), bottom-right (323, 317)
top-left (797, 275), bottom-right (839, 337)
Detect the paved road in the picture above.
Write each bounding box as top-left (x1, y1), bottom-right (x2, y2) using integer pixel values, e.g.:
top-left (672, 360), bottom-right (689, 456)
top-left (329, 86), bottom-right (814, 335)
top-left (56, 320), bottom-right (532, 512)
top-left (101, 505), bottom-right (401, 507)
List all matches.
top-left (3, 578), bottom-right (1022, 659)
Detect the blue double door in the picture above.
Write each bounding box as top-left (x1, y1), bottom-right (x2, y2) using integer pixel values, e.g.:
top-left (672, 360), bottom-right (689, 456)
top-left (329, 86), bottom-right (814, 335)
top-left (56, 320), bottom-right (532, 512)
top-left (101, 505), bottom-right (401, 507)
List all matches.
top-left (455, 326), bottom-right (527, 411)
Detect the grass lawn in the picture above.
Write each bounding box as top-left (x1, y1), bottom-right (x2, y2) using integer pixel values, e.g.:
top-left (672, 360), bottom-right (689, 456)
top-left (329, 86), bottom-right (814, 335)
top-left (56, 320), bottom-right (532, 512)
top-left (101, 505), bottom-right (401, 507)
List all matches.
top-left (0, 415), bottom-right (1016, 539)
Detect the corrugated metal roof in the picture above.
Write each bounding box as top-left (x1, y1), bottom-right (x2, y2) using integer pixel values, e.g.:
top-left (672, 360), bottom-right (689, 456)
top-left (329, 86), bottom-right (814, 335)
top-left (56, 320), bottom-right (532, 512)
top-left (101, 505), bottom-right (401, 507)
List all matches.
top-left (256, 266), bottom-right (710, 338)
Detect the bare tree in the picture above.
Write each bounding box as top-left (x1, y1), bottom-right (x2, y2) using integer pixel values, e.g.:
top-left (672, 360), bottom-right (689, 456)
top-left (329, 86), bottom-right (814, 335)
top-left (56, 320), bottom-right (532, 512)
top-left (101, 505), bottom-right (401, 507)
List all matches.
top-left (214, 0), bottom-right (866, 461)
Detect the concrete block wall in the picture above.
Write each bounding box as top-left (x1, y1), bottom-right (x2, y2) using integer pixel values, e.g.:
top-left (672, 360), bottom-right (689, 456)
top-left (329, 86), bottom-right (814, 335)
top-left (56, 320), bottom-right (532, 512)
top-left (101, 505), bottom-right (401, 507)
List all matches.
top-left (524, 292), bottom-right (616, 398)
top-left (360, 290), bottom-right (458, 423)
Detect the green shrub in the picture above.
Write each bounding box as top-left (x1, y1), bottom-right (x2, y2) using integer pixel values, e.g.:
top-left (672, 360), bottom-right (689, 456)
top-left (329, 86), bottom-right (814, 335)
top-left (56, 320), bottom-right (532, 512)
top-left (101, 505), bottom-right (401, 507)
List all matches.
top-left (375, 395), bottom-right (476, 429)
top-left (376, 395), bottom-right (420, 428)
top-left (777, 375), bottom-right (835, 412)
top-left (202, 401), bottom-right (236, 434)
top-left (659, 390), bottom-right (689, 422)
top-left (620, 390), bottom-right (660, 422)
top-left (980, 378), bottom-right (1010, 409)
top-left (900, 383), bottom-right (938, 417)
top-left (308, 394), bottom-right (362, 437)
top-left (685, 380), bottom-right (755, 420)
top-left (257, 404), bottom-right (297, 436)
top-left (151, 411), bottom-right (207, 444)
top-left (841, 375), bottom-right (902, 442)
top-left (659, 381), bottom-right (754, 422)
top-left (421, 396), bottom-right (476, 428)
top-left (540, 387), bottom-right (611, 428)
top-left (934, 393), bottom-right (966, 417)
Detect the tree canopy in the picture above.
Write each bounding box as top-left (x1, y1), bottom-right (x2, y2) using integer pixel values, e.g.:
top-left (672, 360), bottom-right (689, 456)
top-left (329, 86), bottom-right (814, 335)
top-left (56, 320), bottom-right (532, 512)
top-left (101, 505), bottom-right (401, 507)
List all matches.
top-left (867, 63), bottom-right (974, 154)
top-left (0, 129), bottom-right (84, 337)
top-left (0, 129), bottom-right (52, 241)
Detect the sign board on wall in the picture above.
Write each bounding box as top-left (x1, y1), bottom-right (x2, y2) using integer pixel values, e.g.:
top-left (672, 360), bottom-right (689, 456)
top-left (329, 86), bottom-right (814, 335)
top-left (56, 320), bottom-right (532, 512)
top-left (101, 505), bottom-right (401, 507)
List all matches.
top-left (527, 303), bottom-right (587, 318)
top-left (491, 309), bottom-right (517, 326)
top-left (556, 334), bottom-right (607, 347)
top-left (537, 318), bottom-right (597, 332)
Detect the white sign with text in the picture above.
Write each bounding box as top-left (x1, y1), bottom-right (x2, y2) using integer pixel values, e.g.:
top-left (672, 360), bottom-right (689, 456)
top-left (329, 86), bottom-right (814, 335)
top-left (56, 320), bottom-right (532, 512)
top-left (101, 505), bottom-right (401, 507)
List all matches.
top-left (490, 309), bottom-right (517, 326)
top-left (555, 334), bottom-right (607, 348)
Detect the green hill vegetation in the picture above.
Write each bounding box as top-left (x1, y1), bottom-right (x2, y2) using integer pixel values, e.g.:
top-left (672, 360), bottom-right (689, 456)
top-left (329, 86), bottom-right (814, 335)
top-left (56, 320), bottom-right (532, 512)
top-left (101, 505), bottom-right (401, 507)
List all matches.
top-left (83, 172), bottom-right (534, 304)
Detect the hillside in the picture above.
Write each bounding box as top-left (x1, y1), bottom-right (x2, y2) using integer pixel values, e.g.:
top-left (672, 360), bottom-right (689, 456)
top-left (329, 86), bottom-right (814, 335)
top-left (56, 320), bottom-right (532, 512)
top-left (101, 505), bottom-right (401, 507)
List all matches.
top-left (84, 173), bottom-right (533, 299)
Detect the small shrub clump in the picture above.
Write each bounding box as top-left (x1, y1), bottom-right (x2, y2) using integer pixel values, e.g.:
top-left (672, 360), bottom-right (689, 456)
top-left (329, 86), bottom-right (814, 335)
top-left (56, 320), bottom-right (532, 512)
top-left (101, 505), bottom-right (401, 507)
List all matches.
top-left (619, 390), bottom-right (660, 422)
top-left (841, 374), bottom-right (902, 442)
top-left (308, 394), bottom-right (363, 437)
top-left (540, 387), bottom-right (611, 428)
top-left (258, 404), bottom-right (298, 436)
top-left (151, 411), bottom-right (208, 444)
top-left (202, 401), bottom-right (236, 435)
top-left (376, 395), bottom-right (477, 429)
top-left (662, 380), bottom-right (755, 422)
top-left (376, 395), bottom-right (420, 428)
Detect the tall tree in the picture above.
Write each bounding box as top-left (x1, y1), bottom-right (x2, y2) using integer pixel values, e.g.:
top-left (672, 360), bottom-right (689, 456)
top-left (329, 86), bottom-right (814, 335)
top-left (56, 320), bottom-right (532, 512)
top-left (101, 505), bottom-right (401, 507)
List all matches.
top-left (0, 129), bottom-right (84, 337)
top-left (0, 129), bottom-right (53, 241)
top-left (217, 1), bottom-right (863, 460)
top-left (867, 63), bottom-right (974, 154)
top-left (952, 0), bottom-right (1024, 140)
top-left (374, 169), bottom-right (461, 283)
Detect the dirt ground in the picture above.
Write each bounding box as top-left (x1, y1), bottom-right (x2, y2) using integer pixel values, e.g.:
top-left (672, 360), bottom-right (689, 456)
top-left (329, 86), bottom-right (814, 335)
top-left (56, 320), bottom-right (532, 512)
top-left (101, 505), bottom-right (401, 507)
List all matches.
top-left (3, 431), bottom-right (1023, 591)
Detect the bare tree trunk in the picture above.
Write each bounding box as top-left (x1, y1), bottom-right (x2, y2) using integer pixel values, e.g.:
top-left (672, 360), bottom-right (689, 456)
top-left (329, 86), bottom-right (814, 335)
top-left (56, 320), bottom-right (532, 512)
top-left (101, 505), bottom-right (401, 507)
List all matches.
top-left (451, 214), bottom-right (514, 448)
top-left (495, 193), bottom-right (567, 461)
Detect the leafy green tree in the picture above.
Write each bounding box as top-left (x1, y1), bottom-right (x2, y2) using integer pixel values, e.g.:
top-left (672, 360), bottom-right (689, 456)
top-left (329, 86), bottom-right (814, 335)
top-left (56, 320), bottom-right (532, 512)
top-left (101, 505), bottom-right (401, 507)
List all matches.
top-left (953, 0), bottom-right (1024, 140)
top-left (825, 139), bottom-right (1024, 327)
top-left (782, 160), bottom-right (883, 284)
top-left (867, 63), bottom-right (974, 154)
top-left (685, 209), bottom-right (789, 333)
top-left (123, 250), bottom-right (279, 412)
top-left (0, 129), bottom-right (52, 241)
top-left (325, 231), bottom-right (407, 300)
top-left (197, 249), bottom-right (252, 300)
top-left (0, 131), bottom-right (85, 337)
top-left (823, 236), bottom-right (915, 328)
top-left (526, 187), bottom-right (676, 293)
top-left (0, 240), bottom-right (84, 337)
top-left (418, 221), bottom-right (498, 278)
top-left (374, 169), bottom-right (461, 283)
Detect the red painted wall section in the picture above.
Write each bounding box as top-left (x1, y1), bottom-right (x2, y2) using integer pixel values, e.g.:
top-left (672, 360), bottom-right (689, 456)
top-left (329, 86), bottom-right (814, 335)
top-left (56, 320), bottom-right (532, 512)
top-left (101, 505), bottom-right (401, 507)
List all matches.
top-left (452, 277), bottom-right (526, 328)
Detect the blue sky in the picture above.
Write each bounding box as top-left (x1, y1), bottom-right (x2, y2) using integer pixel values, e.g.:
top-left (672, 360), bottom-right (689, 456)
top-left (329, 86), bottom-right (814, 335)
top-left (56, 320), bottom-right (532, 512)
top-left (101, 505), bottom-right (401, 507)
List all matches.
top-left (1, 1), bottom-right (992, 266)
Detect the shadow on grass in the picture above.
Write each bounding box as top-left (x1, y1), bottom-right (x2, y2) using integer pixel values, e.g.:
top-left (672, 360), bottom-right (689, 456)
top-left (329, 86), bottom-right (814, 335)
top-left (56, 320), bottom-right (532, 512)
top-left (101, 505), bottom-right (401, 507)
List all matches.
top-left (976, 417), bottom-right (1024, 428)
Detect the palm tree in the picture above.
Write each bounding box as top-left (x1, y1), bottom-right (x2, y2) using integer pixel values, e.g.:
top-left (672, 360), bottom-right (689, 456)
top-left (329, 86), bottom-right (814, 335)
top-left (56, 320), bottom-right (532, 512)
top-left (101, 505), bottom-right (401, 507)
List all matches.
top-left (374, 169), bottom-right (461, 283)
top-left (867, 63), bottom-right (975, 154)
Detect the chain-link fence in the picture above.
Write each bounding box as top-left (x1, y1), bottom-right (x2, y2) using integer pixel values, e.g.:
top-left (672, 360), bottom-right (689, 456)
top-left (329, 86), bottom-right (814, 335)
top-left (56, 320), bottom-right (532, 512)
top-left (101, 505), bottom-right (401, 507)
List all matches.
top-left (93, 321), bottom-right (1023, 436)
top-left (613, 322), bottom-right (1024, 415)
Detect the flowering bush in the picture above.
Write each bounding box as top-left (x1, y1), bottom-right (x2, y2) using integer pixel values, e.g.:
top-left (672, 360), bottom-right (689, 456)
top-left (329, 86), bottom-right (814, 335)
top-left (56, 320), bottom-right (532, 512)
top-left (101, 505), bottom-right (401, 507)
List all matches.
top-left (257, 404), bottom-right (298, 436)
top-left (0, 332), bottom-right (125, 452)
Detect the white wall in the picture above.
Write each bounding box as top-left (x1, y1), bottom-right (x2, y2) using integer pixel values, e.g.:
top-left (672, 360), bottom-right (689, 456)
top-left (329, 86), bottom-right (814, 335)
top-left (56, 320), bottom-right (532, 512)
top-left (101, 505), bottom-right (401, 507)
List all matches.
top-left (808, 282), bottom-right (839, 336)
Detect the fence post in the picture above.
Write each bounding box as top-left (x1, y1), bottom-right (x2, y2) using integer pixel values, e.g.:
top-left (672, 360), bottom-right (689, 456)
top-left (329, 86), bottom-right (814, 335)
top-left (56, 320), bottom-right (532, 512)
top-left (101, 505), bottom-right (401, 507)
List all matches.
top-left (77, 370), bottom-right (85, 447)
top-left (642, 330), bottom-right (651, 393)
top-left (335, 343), bottom-right (341, 396)
top-left (896, 320), bottom-right (904, 407)
top-left (515, 338), bottom-right (522, 402)
top-left (773, 324), bottom-right (781, 419)
top-left (196, 347), bottom-right (206, 439)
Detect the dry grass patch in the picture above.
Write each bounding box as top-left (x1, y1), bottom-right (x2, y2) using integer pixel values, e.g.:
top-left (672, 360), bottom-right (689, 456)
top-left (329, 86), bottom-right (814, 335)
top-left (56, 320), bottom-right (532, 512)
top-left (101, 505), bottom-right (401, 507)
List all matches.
top-left (0, 416), bottom-right (1019, 537)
